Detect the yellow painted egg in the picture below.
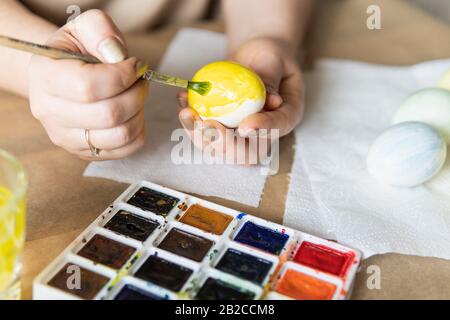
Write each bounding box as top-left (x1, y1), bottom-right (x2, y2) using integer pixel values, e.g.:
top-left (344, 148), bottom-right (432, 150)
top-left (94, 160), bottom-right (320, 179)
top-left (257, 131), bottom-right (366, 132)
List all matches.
top-left (439, 69), bottom-right (450, 91)
top-left (188, 61), bottom-right (266, 128)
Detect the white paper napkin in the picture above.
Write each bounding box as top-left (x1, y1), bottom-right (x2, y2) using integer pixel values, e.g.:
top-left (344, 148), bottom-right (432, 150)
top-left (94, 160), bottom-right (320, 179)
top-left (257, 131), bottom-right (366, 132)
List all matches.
top-left (284, 59), bottom-right (450, 259)
top-left (84, 29), bottom-right (267, 207)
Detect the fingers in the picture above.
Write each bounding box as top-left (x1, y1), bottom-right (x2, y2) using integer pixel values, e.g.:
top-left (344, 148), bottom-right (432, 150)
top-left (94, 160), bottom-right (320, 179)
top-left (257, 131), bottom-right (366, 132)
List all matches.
top-left (279, 62), bottom-right (305, 125)
top-left (265, 87), bottom-right (284, 111)
top-left (237, 97), bottom-right (303, 138)
top-left (238, 63), bottom-right (305, 138)
top-left (32, 80), bottom-right (149, 129)
top-left (78, 127), bottom-right (146, 161)
top-left (65, 9), bottom-right (128, 63)
top-left (45, 109), bottom-right (146, 152)
top-left (27, 9), bottom-right (151, 160)
top-left (179, 106), bottom-right (201, 132)
top-left (176, 91), bottom-right (189, 111)
top-left (238, 110), bottom-right (292, 138)
top-left (30, 9), bottom-right (147, 103)
top-left (30, 55), bottom-right (146, 103)
top-left (178, 105), bottom-right (260, 166)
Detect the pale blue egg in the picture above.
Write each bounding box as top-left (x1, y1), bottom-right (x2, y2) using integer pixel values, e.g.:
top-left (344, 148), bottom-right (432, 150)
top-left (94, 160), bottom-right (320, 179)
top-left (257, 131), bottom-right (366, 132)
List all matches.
top-left (367, 122), bottom-right (447, 187)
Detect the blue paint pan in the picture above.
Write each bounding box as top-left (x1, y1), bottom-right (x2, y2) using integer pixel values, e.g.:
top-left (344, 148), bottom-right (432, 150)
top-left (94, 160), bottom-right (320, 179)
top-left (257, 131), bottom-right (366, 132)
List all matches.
top-left (234, 221), bottom-right (289, 255)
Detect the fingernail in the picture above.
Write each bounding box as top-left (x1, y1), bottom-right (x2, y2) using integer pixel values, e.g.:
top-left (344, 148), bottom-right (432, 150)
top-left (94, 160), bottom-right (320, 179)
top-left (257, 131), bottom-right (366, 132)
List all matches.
top-left (180, 113), bottom-right (195, 131)
top-left (238, 128), bottom-right (259, 137)
top-left (135, 60), bottom-right (149, 78)
top-left (97, 37), bottom-right (127, 63)
top-left (177, 95), bottom-right (188, 109)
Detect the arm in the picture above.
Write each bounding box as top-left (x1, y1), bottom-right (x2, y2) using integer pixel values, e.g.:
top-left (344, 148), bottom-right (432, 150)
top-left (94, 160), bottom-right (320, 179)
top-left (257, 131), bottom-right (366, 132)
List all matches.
top-left (0, 0), bottom-right (57, 96)
top-left (1, 6), bottom-right (148, 160)
top-left (178, 0), bottom-right (314, 165)
top-left (223, 0), bottom-right (314, 56)
top-left (223, 0), bottom-right (314, 138)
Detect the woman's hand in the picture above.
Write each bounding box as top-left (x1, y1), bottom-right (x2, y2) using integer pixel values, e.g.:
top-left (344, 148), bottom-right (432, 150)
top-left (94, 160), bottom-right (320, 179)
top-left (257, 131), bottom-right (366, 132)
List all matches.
top-left (177, 37), bottom-right (305, 165)
top-left (29, 10), bottom-right (149, 160)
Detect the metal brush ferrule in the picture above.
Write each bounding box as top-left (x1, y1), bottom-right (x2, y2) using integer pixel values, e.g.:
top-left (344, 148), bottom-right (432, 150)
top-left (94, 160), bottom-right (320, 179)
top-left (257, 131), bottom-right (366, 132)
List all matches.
top-left (142, 70), bottom-right (189, 89)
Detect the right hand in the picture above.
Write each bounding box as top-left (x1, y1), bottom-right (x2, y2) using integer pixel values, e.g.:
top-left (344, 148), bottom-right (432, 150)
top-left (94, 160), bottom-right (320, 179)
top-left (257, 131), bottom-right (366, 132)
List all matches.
top-left (28, 10), bottom-right (150, 160)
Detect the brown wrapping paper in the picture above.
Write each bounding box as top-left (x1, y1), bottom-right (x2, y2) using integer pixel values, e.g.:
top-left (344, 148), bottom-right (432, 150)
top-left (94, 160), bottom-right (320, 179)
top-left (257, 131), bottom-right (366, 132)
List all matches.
top-left (0, 0), bottom-right (448, 299)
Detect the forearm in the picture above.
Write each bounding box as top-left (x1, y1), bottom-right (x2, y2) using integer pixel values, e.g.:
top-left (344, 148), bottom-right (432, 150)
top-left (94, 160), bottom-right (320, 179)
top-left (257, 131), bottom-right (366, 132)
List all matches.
top-left (223, 0), bottom-right (314, 55)
top-left (0, 0), bottom-right (57, 96)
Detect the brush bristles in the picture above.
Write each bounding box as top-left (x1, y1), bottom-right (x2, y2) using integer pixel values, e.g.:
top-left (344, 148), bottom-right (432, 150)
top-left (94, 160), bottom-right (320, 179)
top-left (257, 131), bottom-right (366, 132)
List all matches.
top-left (188, 81), bottom-right (212, 96)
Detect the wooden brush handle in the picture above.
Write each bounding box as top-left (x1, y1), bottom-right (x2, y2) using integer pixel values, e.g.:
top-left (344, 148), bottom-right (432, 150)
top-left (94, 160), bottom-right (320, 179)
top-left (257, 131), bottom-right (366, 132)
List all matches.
top-left (0, 35), bottom-right (101, 64)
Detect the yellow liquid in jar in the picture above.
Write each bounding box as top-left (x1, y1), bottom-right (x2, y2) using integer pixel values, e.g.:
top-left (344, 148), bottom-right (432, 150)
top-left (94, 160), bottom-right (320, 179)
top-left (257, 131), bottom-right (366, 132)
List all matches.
top-left (0, 186), bottom-right (26, 292)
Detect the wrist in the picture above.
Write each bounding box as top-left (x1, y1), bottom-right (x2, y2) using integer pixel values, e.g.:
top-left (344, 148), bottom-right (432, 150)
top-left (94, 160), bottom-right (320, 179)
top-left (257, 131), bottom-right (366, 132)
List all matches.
top-left (228, 36), bottom-right (302, 61)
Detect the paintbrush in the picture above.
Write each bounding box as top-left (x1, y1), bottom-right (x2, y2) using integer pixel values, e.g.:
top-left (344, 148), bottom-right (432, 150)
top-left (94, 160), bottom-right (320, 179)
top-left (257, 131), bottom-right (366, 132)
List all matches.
top-left (0, 35), bottom-right (211, 95)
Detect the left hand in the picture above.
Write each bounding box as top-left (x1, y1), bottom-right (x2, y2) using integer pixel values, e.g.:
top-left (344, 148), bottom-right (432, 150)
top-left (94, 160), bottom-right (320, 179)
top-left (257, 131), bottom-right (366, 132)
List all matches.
top-left (177, 37), bottom-right (305, 164)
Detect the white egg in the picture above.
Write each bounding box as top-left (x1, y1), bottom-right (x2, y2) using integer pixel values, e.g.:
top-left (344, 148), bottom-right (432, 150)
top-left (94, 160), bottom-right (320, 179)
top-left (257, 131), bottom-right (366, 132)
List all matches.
top-left (367, 122), bottom-right (447, 187)
top-left (439, 69), bottom-right (450, 91)
top-left (392, 88), bottom-right (450, 143)
top-left (204, 99), bottom-right (264, 128)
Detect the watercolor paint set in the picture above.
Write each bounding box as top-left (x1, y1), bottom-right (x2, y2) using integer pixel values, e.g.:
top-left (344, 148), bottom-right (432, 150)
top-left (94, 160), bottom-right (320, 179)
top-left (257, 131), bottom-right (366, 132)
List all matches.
top-left (33, 181), bottom-right (362, 300)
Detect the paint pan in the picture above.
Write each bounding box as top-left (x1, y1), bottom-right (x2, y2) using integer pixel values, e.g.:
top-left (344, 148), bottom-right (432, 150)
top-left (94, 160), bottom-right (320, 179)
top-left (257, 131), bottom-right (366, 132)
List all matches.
top-left (179, 204), bottom-right (233, 235)
top-left (291, 233), bottom-right (361, 291)
top-left (127, 187), bottom-right (179, 217)
top-left (114, 284), bottom-right (164, 300)
top-left (103, 210), bottom-right (160, 242)
top-left (232, 216), bottom-right (295, 256)
top-left (116, 181), bottom-right (186, 219)
top-left (47, 263), bottom-right (110, 300)
top-left (99, 203), bottom-right (166, 247)
top-left (35, 256), bottom-right (116, 300)
top-left (129, 248), bottom-right (201, 295)
top-left (293, 241), bottom-right (355, 277)
top-left (212, 241), bottom-right (279, 286)
top-left (192, 268), bottom-right (262, 300)
top-left (107, 276), bottom-right (177, 300)
top-left (33, 181), bottom-right (361, 300)
top-left (134, 255), bottom-right (192, 291)
top-left (274, 262), bottom-right (344, 300)
top-left (76, 233), bottom-right (137, 270)
top-left (154, 222), bottom-right (217, 263)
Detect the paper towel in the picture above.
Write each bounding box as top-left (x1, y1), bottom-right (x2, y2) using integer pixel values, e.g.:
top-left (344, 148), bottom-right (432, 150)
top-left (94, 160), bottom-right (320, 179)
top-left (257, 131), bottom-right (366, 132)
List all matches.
top-left (284, 59), bottom-right (450, 259)
top-left (84, 29), bottom-right (267, 207)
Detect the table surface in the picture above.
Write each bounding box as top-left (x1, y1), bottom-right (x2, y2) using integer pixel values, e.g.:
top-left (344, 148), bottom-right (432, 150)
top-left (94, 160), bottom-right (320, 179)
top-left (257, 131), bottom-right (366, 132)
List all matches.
top-left (1, 0), bottom-right (450, 300)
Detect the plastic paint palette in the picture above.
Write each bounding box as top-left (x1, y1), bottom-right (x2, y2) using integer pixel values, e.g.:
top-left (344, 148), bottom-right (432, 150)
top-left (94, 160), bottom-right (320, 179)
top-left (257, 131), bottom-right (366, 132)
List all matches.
top-left (33, 181), bottom-right (362, 300)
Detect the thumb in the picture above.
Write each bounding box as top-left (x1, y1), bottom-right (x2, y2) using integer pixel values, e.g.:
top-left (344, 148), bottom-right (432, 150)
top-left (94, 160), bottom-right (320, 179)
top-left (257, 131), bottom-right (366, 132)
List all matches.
top-left (65, 9), bottom-right (128, 63)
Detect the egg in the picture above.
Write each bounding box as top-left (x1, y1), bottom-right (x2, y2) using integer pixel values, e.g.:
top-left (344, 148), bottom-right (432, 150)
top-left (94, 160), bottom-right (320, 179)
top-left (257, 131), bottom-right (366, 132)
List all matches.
top-left (392, 88), bottom-right (450, 143)
top-left (439, 69), bottom-right (450, 91)
top-left (188, 61), bottom-right (266, 128)
top-left (367, 122), bottom-right (447, 187)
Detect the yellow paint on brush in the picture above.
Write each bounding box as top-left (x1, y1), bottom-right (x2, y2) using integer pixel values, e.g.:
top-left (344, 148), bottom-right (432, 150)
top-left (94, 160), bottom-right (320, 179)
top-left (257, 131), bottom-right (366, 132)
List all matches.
top-left (188, 61), bottom-right (266, 118)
